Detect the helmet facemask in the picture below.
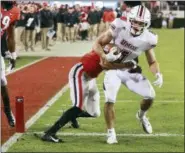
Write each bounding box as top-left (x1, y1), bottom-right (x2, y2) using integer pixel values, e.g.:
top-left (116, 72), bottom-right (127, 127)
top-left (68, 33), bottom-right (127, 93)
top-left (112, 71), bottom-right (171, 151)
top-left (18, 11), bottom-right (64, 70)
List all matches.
top-left (130, 18), bottom-right (148, 36)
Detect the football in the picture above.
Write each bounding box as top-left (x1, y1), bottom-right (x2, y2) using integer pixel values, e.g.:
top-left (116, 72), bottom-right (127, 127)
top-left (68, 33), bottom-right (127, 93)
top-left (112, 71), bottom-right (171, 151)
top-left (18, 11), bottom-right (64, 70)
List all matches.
top-left (103, 43), bottom-right (120, 55)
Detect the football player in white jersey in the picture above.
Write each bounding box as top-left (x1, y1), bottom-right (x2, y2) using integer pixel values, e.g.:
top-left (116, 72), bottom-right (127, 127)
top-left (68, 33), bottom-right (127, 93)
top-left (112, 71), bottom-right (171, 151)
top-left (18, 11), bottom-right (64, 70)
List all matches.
top-left (93, 5), bottom-right (163, 144)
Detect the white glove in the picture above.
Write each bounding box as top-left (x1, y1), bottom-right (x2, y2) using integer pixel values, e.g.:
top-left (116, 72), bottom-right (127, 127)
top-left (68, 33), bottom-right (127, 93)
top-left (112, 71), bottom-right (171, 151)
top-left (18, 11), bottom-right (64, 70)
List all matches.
top-left (6, 52), bottom-right (17, 73)
top-left (105, 47), bottom-right (121, 62)
top-left (4, 51), bottom-right (12, 59)
top-left (153, 72), bottom-right (163, 88)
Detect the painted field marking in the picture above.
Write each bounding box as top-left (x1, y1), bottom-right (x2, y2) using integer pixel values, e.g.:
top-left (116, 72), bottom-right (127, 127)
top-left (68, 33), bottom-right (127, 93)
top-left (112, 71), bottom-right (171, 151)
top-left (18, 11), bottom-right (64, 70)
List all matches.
top-left (27, 132), bottom-right (184, 137)
top-left (1, 84), bottom-right (69, 152)
top-left (6, 57), bottom-right (48, 76)
top-left (99, 99), bottom-right (184, 103)
top-left (2, 68), bottom-right (184, 152)
top-left (2, 57), bottom-right (48, 152)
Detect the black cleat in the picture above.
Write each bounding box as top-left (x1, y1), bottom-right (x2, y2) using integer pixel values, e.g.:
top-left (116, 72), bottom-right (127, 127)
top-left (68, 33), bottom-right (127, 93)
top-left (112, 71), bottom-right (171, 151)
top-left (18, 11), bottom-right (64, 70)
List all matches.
top-left (41, 134), bottom-right (64, 143)
top-left (71, 118), bottom-right (79, 129)
top-left (5, 111), bottom-right (15, 127)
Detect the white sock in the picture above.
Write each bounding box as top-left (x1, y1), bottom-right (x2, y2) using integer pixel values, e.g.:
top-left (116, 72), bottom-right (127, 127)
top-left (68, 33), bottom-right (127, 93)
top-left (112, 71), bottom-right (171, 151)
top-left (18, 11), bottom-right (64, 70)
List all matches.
top-left (107, 128), bottom-right (115, 135)
top-left (139, 109), bottom-right (146, 118)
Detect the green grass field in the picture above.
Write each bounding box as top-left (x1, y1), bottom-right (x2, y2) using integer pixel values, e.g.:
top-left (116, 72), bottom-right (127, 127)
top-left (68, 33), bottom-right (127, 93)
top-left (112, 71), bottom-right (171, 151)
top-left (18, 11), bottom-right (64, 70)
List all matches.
top-left (7, 29), bottom-right (184, 152)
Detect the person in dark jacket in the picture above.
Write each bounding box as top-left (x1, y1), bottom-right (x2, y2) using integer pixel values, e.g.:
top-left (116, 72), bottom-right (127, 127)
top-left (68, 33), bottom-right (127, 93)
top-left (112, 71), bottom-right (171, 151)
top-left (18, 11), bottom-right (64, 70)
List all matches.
top-left (40, 2), bottom-right (53, 50)
top-left (96, 7), bottom-right (104, 36)
top-left (57, 5), bottom-right (66, 42)
top-left (88, 7), bottom-right (99, 40)
top-left (64, 7), bottom-right (79, 42)
top-left (15, 5), bottom-right (27, 51)
top-left (24, 6), bottom-right (39, 51)
top-left (51, 4), bottom-right (58, 40)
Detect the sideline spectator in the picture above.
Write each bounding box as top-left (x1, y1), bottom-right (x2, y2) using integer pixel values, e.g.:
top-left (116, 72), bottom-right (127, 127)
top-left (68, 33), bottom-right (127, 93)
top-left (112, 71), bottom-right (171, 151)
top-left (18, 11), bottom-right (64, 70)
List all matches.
top-left (88, 6), bottom-right (99, 40)
top-left (40, 2), bottom-right (53, 51)
top-left (79, 11), bottom-right (89, 40)
top-left (57, 5), bottom-right (66, 42)
top-left (168, 12), bottom-right (174, 28)
top-left (15, 5), bottom-right (27, 51)
top-left (64, 7), bottom-right (79, 42)
top-left (103, 8), bottom-right (115, 31)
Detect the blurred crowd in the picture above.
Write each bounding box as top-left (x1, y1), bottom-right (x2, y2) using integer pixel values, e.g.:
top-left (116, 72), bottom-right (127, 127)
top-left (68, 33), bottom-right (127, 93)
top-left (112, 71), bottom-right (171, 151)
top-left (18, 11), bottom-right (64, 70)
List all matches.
top-left (14, 1), bottom-right (184, 52)
top-left (15, 2), bottom-right (118, 52)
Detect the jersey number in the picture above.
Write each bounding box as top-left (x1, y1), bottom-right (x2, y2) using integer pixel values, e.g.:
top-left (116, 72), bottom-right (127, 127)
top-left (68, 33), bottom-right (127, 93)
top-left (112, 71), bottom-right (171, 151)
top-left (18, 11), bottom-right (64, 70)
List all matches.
top-left (26, 18), bottom-right (34, 27)
top-left (117, 50), bottom-right (131, 62)
top-left (1, 15), bottom-right (11, 30)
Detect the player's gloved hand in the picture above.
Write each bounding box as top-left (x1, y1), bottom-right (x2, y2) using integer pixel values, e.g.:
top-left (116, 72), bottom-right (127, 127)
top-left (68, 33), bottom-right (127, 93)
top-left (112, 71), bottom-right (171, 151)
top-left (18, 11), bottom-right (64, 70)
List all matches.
top-left (124, 60), bottom-right (137, 69)
top-left (4, 51), bottom-right (12, 59)
top-left (129, 65), bottom-right (142, 74)
top-left (105, 47), bottom-right (121, 62)
top-left (6, 59), bottom-right (16, 73)
top-left (6, 52), bottom-right (17, 73)
top-left (153, 72), bottom-right (163, 88)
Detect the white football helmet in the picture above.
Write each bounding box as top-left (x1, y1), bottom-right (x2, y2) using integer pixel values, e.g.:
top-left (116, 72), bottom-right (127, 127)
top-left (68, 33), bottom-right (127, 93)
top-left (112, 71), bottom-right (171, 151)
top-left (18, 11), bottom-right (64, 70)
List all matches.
top-left (128, 5), bottom-right (151, 36)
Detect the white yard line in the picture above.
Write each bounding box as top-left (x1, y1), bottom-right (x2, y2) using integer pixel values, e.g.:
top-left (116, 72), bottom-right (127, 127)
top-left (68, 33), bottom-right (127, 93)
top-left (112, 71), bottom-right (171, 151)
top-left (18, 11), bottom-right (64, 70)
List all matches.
top-left (6, 57), bottom-right (48, 76)
top-left (99, 99), bottom-right (184, 103)
top-left (2, 57), bottom-right (48, 152)
top-left (27, 132), bottom-right (184, 137)
top-left (1, 82), bottom-right (69, 152)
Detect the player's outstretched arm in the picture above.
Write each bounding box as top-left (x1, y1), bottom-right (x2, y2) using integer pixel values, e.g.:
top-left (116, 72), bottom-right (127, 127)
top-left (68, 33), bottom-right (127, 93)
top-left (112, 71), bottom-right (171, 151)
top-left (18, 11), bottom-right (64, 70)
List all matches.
top-left (145, 49), bottom-right (163, 88)
top-left (93, 30), bottom-right (113, 60)
top-left (100, 59), bottom-right (136, 70)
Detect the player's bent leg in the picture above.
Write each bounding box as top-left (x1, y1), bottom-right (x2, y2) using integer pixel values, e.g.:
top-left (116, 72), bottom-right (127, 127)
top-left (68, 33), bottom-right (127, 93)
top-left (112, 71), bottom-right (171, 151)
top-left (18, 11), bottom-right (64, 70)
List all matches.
top-left (84, 79), bottom-right (101, 117)
top-left (75, 79), bottom-right (100, 127)
top-left (42, 106), bottom-right (82, 143)
top-left (124, 74), bottom-right (155, 134)
top-left (104, 102), bottom-right (118, 144)
top-left (103, 70), bottom-right (121, 144)
top-left (42, 63), bottom-right (87, 142)
top-left (1, 57), bottom-right (15, 127)
top-left (1, 85), bottom-right (15, 127)
top-left (136, 98), bottom-right (154, 134)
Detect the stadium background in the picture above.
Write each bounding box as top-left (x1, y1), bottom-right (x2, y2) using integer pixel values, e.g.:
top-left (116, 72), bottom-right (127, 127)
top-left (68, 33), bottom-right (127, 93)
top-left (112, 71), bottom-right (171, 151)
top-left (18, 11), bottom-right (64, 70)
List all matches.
top-left (1, 0), bottom-right (184, 152)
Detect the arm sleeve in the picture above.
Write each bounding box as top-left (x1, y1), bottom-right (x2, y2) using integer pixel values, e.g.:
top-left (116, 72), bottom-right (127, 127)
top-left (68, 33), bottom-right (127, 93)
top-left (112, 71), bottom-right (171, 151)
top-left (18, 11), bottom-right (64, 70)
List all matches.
top-left (109, 18), bottom-right (123, 38)
top-left (149, 33), bottom-right (158, 49)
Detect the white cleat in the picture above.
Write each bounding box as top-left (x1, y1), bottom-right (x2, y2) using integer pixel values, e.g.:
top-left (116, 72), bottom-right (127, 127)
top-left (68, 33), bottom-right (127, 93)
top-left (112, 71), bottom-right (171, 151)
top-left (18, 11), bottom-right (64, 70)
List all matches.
top-left (136, 111), bottom-right (153, 134)
top-left (106, 134), bottom-right (118, 144)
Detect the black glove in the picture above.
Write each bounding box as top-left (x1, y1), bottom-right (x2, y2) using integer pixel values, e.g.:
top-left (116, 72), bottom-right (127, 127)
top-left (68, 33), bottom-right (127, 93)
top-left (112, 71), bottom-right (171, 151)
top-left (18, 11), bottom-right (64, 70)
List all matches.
top-left (129, 65), bottom-right (142, 74)
top-left (6, 58), bottom-right (16, 72)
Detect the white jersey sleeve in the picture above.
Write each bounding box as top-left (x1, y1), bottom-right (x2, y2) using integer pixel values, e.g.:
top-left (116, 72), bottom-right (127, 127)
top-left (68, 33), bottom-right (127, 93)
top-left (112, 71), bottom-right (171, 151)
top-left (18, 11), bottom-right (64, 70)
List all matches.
top-left (147, 30), bottom-right (158, 50)
top-left (109, 18), bottom-right (126, 38)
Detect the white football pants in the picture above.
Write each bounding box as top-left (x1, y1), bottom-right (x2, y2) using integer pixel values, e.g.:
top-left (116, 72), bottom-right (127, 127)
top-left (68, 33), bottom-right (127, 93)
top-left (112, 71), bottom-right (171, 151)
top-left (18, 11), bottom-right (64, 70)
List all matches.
top-left (69, 63), bottom-right (100, 117)
top-left (103, 70), bottom-right (156, 103)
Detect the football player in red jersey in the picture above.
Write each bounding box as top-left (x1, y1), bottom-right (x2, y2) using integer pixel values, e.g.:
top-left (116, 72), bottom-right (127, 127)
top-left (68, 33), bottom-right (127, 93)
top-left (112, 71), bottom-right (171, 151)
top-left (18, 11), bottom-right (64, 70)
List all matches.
top-left (40, 42), bottom-right (136, 142)
top-left (1, 1), bottom-right (20, 127)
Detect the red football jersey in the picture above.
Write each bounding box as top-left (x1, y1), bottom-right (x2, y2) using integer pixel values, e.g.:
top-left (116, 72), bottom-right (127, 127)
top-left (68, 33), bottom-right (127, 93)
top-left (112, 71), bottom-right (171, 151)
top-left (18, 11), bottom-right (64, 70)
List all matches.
top-left (81, 51), bottom-right (103, 78)
top-left (1, 6), bottom-right (20, 37)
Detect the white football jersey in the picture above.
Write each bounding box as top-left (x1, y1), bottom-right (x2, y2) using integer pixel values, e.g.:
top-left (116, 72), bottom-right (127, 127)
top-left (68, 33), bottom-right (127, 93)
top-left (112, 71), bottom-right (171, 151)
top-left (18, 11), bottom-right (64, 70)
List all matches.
top-left (110, 18), bottom-right (158, 63)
